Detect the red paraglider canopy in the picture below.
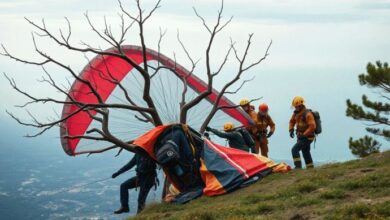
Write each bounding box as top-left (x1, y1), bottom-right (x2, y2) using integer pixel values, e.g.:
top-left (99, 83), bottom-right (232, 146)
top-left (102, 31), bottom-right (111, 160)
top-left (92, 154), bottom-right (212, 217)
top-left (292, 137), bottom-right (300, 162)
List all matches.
top-left (60, 45), bottom-right (254, 156)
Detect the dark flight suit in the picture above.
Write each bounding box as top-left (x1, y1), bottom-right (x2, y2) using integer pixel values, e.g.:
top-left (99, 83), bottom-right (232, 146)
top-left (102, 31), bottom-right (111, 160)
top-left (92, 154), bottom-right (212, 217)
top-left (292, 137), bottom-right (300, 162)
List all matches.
top-left (113, 151), bottom-right (157, 213)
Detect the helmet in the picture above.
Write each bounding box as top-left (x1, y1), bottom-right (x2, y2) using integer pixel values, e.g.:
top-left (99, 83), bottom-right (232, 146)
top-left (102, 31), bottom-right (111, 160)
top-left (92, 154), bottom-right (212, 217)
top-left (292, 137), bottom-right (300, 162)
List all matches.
top-left (223, 122), bottom-right (235, 131)
top-left (239, 99), bottom-right (250, 106)
top-left (292, 96), bottom-right (305, 107)
top-left (259, 103), bottom-right (269, 113)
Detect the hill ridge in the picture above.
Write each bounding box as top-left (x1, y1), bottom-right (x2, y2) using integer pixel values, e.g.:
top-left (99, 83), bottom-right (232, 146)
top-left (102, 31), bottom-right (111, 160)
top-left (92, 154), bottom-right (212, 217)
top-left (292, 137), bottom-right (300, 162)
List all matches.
top-left (132, 151), bottom-right (390, 220)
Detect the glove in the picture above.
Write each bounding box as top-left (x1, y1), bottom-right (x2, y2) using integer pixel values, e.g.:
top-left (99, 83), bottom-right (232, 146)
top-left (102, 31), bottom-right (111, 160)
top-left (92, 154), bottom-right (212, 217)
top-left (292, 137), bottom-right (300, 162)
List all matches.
top-left (205, 126), bottom-right (211, 131)
top-left (289, 129), bottom-right (295, 138)
top-left (111, 172), bottom-right (119, 179)
top-left (250, 146), bottom-right (256, 154)
top-left (266, 131), bottom-right (273, 138)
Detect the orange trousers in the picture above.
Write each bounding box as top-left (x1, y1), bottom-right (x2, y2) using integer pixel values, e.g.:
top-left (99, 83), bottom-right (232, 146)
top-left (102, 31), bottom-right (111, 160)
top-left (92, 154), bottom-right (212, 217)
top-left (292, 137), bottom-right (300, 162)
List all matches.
top-left (255, 135), bottom-right (269, 157)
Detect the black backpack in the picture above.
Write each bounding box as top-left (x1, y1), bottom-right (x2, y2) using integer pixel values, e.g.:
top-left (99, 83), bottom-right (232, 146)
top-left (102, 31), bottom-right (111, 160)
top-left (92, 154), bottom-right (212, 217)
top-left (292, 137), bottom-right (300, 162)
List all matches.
top-left (303, 109), bottom-right (322, 135)
top-left (235, 127), bottom-right (255, 147)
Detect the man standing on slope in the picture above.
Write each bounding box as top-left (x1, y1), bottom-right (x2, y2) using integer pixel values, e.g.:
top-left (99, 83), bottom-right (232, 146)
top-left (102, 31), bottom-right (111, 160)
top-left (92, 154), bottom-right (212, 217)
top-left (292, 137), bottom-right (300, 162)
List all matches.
top-left (289, 96), bottom-right (316, 169)
top-left (112, 149), bottom-right (157, 214)
top-left (239, 98), bottom-right (260, 153)
top-left (256, 103), bottom-right (275, 157)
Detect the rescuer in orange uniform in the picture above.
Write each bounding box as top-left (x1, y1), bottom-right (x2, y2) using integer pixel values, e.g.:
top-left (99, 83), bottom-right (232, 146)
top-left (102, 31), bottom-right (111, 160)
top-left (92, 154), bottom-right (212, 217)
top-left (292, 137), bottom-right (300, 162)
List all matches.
top-left (289, 96), bottom-right (316, 169)
top-left (256, 103), bottom-right (275, 157)
top-left (239, 99), bottom-right (260, 153)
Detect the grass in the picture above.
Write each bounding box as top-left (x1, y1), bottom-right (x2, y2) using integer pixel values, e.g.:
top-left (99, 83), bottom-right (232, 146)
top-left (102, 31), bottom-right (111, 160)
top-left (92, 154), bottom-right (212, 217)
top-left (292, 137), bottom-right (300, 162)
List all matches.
top-left (130, 151), bottom-right (390, 220)
top-left (318, 189), bottom-right (346, 200)
top-left (325, 201), bottom-right (390, 220)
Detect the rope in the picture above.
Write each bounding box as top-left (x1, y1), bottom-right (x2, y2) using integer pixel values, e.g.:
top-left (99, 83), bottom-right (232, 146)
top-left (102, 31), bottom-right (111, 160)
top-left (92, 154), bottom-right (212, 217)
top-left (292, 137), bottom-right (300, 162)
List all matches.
top-left (181, 124), bottom-right (196, 156)
top-left (55, 169), bottom-right (136, 194)
top-left (55, 176), bottom-right (112, 194)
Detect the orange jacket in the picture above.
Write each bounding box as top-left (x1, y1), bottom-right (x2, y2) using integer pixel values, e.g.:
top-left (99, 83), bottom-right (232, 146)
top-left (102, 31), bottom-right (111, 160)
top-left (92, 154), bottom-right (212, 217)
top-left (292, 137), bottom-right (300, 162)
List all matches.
top-left (246, 108), bottom-right (258, 135)
top-left (256, 114), bottom-right (275, 134)
top-left (289, 107), bottom-right (316, 139)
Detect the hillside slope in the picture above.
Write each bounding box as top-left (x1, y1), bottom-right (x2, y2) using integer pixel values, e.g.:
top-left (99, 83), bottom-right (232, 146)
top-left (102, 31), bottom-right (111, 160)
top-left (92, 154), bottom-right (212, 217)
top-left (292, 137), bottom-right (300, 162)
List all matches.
top-left (131, 151), bottom-right (390, 220)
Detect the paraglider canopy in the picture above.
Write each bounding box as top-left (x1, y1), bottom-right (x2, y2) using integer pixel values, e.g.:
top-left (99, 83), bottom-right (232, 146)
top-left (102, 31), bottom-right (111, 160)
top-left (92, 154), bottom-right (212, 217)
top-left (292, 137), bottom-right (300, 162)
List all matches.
top-left (60, 45), bottom-right (254, 156)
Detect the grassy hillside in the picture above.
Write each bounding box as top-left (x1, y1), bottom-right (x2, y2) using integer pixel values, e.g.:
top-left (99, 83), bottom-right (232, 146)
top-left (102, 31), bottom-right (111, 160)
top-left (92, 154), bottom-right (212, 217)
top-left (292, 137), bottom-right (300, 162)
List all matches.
top-left (131, 151), bottom-right (390, 220)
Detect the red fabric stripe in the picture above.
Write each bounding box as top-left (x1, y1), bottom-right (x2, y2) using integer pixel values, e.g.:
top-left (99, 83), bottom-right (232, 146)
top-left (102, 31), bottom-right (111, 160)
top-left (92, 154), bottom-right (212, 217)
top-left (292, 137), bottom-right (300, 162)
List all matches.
top-left (205, 139), bottom-right (270, 177)
top-left (205, 139), bottom-right (249, 178)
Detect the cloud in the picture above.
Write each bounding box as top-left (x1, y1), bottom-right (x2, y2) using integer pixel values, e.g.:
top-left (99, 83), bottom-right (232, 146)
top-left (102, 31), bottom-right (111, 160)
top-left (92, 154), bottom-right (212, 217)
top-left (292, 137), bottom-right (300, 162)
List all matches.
top-left (1, 0), bottom-right (389, 25)
top-left (36, 190), bottom-right (59, 196)
top-left (61, 199), bottom-right (86, 212)
top-left (67, 187), bottom-right (87, 193)
top-left (21, 177), bottom-right (39, 186)
top-left (159, 0), bottom-right (390, 25)
top-left (357, 0), bottom-right (390, 10)
top-left (0, 192), bottom-right (9, 197)
top-left (0, 0), bottom-right (116, 15)
top-left (42, 201), bottom-right (61, 211)
top-left (36, 186), bottom-right (92, 196)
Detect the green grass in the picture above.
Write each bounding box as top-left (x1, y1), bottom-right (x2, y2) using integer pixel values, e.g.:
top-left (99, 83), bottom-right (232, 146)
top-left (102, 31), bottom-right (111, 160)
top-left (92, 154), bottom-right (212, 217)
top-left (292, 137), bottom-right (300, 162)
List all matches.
top-left (130, 151), bottom-right (390, 220)
top-left (318, 189), bottom-right (346, 200)
top-left (339, 173), bottom-right (390, 190)
top-left (325, 201), bottom-right (390, 220)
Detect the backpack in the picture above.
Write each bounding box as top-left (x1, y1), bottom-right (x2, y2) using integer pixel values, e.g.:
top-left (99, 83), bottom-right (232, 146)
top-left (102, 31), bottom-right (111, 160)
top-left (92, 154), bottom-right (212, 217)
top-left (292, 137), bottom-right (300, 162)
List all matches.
top-left (303, 109), bottom-right (322, 135)
top-left (235, 127), bottom-right (255, 147)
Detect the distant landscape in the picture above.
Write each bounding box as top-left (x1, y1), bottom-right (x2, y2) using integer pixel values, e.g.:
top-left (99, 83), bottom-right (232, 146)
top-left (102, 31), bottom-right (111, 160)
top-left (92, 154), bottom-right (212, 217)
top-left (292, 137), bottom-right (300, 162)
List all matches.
top-left (0, 118), bottom-right (163, 219)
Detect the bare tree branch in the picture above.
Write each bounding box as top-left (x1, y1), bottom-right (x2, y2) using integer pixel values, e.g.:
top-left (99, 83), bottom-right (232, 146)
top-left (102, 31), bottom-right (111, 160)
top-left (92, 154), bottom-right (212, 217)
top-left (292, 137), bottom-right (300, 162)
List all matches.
top-left (135, 114), bottom-right (150, 123)
top-left (225, 76), bottom-right (255, 94)
top-left (217, 97), bottom-right (262, 110)
top-left (212, 43), bottom-right (234, 76)
top-left (176, 30), bottom-right (199, 108)
top-left (84, 12), bottom-right (116, 48)
top-left (143, 0), bottom-right (162, 22)
top-left (59, 17), bottom-right (72, 45)
top-left (85, 55), bottom-right (155, 124)
top-left (242, 40), bottom-right (272, 72)
top-left (1, 44), bottom-right (50, 65)
top-left (115, 147), bottom-right (124, 157)
top-left (2, 0), bottom-right (271, 157)
top-left (84, 146), bottom-right (119, 156)
top-left (122, 0), bottom-right (161, 73)
top-left (6, 105), bottom-right (86, 137)
top-left (180, 0), bottom-right (229, 123)
top-left (156, 27), bottom-right (167, 69)
top-left (78, 140), bottom-right (134, 156)
top-left (193, 7), bottom-right (211, 34)
top-left (21, 16), bottom-right (162, 125)
top-left (199, 35), bottom-right (271, 132)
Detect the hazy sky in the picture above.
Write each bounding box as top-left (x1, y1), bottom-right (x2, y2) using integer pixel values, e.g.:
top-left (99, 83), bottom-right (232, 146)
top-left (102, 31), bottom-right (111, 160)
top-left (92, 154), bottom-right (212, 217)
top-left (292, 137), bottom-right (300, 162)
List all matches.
top-left (1, 0), bottom-right (390, 162)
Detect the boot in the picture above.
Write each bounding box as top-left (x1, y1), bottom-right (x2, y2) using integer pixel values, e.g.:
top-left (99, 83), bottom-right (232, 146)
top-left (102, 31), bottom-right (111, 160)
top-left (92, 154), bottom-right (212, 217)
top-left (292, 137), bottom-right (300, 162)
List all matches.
top-left (293, 157), bottom-right (302, 169)
top-left (114, 206), bottom-right (129, 214)
top-left (306, 163), bottom-right (314, 169)
top-left (137, 204), bottom-right (145, 214)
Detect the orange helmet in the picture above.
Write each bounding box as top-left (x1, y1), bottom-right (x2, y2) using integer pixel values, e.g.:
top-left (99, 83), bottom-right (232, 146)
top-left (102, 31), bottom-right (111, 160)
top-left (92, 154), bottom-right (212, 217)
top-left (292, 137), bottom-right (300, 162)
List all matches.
top-left (259, 103), bottom-right (269, 113)
top-left (292, 96), bottom-right (305, 107)
top-left (223, 122), bottom-right (235, 131)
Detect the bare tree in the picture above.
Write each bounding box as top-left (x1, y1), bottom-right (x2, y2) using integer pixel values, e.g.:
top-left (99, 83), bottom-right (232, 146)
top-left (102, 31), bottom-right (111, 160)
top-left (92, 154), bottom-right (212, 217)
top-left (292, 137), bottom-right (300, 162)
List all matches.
top-left (1, 0), bottom-right (270, 155)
